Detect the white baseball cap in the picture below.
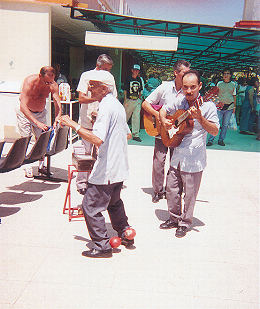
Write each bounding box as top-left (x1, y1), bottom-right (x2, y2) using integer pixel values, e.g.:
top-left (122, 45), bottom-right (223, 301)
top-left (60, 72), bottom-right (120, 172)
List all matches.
top-left (89, 70), bottom-right (114, 86)
top-left (133, 64), bottom-right (140, 70)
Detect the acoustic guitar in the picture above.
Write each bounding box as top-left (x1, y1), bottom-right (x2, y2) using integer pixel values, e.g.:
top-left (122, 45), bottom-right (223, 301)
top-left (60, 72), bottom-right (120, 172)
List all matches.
top-left (143, 104), bottom-right (162, 137)
top-left (160, 87), bottom-right (219, 147)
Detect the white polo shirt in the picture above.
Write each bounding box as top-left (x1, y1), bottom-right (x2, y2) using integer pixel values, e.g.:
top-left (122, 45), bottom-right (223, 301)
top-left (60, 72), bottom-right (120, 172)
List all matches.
top-left (146, 80), bottom-right (185, 139)
top-left (88, 93), bottom-right (130, 185)
top-left (145, 80), bottom-right (185, 108)
top-left (77, 69), bottom-right (117, 129)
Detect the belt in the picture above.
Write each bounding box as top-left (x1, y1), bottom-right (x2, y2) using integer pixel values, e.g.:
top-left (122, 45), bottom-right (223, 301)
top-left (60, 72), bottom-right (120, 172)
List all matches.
top-left (29, 109), bottom-right (43, 113)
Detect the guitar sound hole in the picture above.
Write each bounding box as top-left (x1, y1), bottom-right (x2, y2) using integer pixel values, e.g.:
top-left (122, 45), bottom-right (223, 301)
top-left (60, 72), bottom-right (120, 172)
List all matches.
top-left (152, 116), bottom-right (156, 128)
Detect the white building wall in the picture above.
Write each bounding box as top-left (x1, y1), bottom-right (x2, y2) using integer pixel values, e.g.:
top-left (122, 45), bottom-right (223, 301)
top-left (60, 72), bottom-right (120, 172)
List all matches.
top-left (0, 1), bottom-right (51, 138)
top-left (243, 0), bottom-right (260, 21)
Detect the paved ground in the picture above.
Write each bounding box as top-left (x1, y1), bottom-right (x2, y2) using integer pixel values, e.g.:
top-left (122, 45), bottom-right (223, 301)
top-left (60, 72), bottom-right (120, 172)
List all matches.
top-left (0, 130), bottom-right (259, 309)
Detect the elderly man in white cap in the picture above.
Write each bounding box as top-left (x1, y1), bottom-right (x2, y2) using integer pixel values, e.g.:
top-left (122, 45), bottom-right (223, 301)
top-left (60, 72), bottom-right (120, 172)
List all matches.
top-left (122, 64), bottom-right (143, 142)
top-left (76, 54), bottom-right (117, 195)
top-left (59, 70), bottom-right (134, 258)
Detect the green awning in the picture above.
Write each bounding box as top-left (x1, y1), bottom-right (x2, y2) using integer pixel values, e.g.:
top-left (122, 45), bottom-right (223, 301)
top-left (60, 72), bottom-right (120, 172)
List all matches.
top-left (69, 7), bottom-right (260, 72)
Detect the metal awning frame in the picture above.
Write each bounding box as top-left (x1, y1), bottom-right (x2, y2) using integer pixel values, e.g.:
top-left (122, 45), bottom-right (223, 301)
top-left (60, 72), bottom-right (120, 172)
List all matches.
top-left (68, 7), bottom-right (260, 73)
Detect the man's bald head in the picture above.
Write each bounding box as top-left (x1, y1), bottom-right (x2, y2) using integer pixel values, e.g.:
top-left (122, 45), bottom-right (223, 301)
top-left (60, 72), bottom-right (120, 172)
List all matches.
top-left (40, 66), bottom-right (55, 77)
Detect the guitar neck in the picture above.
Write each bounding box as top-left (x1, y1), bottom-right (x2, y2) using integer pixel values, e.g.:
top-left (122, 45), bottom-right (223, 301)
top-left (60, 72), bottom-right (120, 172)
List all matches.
top-left (175, 110), bottom-right (190, 127)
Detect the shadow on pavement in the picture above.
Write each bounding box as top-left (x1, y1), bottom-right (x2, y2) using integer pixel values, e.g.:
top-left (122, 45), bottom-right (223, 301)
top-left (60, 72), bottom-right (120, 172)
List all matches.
top-left (0, 191), bottom-right (43, 205)
top-left (141, 187), bottom-right (154, 196)
top-left (0, 206), bottom-right (21, 217)
top-left (155, 208), bottom-right (205, 231)
top-left (7, 181), bottom-right (60, 192)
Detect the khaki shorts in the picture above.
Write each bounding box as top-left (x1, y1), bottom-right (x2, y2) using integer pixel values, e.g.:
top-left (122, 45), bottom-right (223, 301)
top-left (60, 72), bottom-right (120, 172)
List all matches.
top-left (16, 107), bottom-right (47, 139)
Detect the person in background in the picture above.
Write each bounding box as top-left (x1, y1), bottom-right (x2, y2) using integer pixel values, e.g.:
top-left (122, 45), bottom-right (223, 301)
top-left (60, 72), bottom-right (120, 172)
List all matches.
top-left (239, 76), bottom-right (259, 135)
top-left (16, 66), bottom-right (61, 175)
top-left (198, 71), bottom-right (207, 96)
top-left (54, 64), bottom-right (68, 85)
top-left (138, 70), bottom-right (145, 100)
top-left (143, 73), bottom-right (162, 100)
top-left (207, 68), bottom-right (236, 147)
top-left (122, 64), bottom-right (143, 142)
top-left (235, 77), bottom-right (247, 125)
top-left (76, 54), bottom-right (117, 195)
top-left (256, 87), bottom-right (260, 141)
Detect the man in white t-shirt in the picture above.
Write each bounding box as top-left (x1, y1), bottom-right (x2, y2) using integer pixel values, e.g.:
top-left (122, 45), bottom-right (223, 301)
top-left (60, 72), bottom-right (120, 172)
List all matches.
top-left (76, 54), bottom-right (117, 195)
top-left (59, 70), bottom-right (133, 258)
top-left (142, 60), bottom-right (190, 203)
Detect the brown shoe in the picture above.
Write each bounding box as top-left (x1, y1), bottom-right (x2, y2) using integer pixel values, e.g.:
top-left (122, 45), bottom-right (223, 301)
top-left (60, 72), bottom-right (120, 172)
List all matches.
top-left (82, 248), bottom-right (112, 258)
top-left (175, 226), bottom-right (188, 238)
top-left (152, 192), bottom-right (164, 203)
top-left (159, 219), bottom-right (178, 229)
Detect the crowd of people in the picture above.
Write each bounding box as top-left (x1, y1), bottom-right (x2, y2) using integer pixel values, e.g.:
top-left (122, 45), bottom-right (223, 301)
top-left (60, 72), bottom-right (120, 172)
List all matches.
top-left (51, 59), bottom-right (260, 144)
top-left (15, 54), bottom-right (259, 258)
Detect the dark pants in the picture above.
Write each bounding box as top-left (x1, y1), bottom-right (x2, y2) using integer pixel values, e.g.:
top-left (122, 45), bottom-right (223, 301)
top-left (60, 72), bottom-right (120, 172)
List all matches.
top-left (152, 138), bottom-right (174, 194)
top-left (82, 181), bottom-right (130, 250)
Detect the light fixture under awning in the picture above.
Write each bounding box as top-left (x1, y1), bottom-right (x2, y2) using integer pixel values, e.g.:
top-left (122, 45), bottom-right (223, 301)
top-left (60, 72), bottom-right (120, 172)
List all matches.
top-left (85, 31), bottom-right (178, 51)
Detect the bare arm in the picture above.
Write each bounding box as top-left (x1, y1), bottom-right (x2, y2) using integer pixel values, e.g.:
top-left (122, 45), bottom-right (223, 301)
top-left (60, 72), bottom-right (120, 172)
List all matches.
top-left (20, 78), bottom-right (48, 131)
top-left (78, 91), bottom-right (100, 104)
top-left (159, 107), bottom-right (173, 130)
top-left (123, 90), bottom-right (127, 102)
top-left (51, 83), bottom-right (62, 128)
top-left (142, 100), bottom-right (160, 122)
top-left (59, 115), bottom-right (103, 147)
top-left (189, 106), bottom-right (219, 136)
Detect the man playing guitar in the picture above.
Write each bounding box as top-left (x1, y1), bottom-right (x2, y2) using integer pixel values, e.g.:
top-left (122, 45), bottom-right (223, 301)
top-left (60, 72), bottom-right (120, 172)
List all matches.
top-left (159, 70), bottom-right (219, 237)
top-left (142, 60), bottom-right (190, 203)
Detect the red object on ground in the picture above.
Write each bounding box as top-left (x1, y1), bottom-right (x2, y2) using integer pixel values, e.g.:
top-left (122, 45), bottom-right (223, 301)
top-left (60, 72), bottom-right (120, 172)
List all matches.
top-left (124, 228), bottom-right (136, 240)
top-left (109, 236), bottom-right (121, 248)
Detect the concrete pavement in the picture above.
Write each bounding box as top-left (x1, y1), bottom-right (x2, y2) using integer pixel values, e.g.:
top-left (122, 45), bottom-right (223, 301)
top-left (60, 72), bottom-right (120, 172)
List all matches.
top-left (0, 132), bottom-right (259, 309)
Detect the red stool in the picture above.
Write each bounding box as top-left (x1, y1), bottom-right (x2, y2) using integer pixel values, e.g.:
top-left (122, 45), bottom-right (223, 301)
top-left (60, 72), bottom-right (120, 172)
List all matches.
top-left (63, 153), bottom-right (96, 221)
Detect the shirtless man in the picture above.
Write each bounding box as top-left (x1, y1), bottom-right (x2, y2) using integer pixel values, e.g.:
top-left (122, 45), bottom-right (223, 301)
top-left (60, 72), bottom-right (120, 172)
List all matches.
top-left (16, 66), bottom-right (62, 174)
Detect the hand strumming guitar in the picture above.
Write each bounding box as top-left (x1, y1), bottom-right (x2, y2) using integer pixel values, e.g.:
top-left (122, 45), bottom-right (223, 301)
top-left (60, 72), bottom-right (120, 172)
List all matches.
top-left (187, 106), bottom-right (202, 122)
top-left (160, 108), bottom-right (173, 131)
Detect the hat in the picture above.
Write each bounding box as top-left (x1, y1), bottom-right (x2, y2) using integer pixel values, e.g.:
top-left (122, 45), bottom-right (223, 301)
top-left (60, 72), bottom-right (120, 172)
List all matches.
top-left (89, 70), bottom-right (114, 86)
top-left (133, 64), bottom-right (140, 70)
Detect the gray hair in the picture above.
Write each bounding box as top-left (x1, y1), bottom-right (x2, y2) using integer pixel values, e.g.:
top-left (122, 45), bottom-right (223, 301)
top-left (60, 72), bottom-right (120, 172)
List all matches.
top-left (96, 54), bottom-right (113, 67)
top-left (173, 59), bottom-right (190, 72)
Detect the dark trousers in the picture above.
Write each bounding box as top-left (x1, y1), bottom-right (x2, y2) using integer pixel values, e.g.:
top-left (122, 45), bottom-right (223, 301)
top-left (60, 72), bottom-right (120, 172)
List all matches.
top-left (82, 181), bottom-right (129, 250)
top-left (152, 138), bottom-right (174, 194)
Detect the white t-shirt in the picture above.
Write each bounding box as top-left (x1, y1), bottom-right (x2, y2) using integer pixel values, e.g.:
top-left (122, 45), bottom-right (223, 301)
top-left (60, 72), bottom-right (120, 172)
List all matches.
top-left (146, 80), bottom-right (185, 139)
top-left (88, 93), bottom-right (130, 185)
top-left (146, 80), bottom-right (184, 108)
top-left (77, 69), bottom-right (117, 129)
top-left (216, 81), bottom-right (237, 110)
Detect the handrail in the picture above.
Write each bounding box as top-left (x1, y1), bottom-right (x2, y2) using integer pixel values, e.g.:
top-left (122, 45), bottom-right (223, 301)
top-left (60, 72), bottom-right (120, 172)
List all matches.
top-left (0, 91), bottom-right (20, 94)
